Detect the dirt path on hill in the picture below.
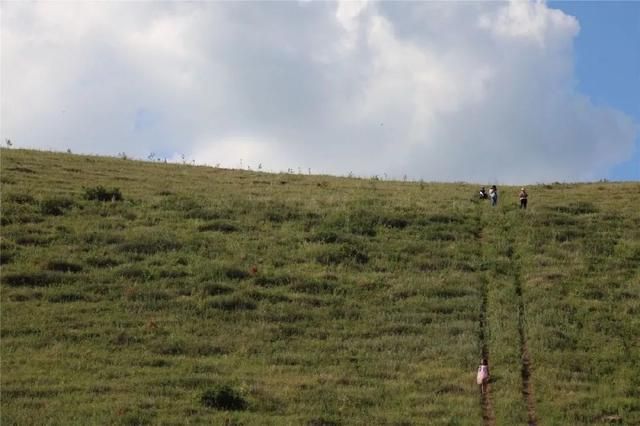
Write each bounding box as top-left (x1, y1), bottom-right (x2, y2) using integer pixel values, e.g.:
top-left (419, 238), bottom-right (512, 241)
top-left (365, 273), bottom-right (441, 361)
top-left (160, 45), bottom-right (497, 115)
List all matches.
top-left (514, 270), bottom-right (537, 426)
top-left (478, 207), bottom-right (538, 425)
top-left (477, 220), bottom-right (495, 426)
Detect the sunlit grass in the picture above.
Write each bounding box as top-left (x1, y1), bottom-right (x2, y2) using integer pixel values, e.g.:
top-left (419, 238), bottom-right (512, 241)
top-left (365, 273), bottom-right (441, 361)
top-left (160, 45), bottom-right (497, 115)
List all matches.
top-left (1, 148), bottom-right (639, 424)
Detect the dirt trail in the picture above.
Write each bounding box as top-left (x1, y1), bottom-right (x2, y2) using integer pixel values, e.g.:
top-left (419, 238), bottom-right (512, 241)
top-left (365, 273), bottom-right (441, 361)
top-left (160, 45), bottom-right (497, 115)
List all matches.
top-left (514, 271), bottom-right (537, 425)
top-left (481, 208), bottom-right (538, 425)
top-left (479, 277), bottom-right (495, 425)
top-left (476, 218), bottom-right (495, 426)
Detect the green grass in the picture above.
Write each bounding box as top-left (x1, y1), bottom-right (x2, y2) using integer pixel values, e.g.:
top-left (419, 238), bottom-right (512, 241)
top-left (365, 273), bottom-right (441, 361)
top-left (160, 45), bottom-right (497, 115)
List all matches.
top-left (1, 148), bottom-right (639, 425)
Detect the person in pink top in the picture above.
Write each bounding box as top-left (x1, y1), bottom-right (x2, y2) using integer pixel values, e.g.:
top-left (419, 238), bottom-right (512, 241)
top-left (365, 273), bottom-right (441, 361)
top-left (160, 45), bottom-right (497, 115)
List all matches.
top-left (477, 358), bottom-right (489, 394)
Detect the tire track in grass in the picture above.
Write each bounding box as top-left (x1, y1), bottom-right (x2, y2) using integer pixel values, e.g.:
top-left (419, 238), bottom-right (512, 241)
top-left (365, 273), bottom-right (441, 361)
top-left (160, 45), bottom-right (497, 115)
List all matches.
top-left (513, 266), bottom-right (537, 425)
top-left (476, 210), bottom-right (495, 425)
top-left (479, 275), bottom-right (495, 426)
top-left (504, 218), bottom-right (537, 425)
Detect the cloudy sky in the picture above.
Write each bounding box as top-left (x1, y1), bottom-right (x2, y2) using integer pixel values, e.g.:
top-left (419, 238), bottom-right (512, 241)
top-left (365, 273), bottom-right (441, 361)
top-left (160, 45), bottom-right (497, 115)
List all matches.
top-left (1, 1), bottom-right (638, 183)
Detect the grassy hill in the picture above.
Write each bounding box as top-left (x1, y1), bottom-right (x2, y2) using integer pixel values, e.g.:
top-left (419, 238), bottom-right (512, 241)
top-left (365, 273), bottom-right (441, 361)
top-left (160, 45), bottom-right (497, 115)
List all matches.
top-left (1, 148), bottom-right (639, 425)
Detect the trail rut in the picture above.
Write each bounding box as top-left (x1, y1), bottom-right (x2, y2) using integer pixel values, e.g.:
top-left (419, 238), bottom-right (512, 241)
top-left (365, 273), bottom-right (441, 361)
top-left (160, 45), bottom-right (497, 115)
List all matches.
top-left (514, 270), bottom-right (537, 425)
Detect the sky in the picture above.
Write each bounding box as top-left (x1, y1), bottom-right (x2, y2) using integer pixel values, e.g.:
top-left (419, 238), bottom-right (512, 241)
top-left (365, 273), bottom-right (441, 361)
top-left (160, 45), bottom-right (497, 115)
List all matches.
top-left (1, 0), bottom-right (638, 183)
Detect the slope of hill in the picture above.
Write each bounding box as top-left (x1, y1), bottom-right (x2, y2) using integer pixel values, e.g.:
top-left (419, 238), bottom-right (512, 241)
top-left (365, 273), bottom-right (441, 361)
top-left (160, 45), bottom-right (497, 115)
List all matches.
top-left (1, 148), bottom-right (639, 425)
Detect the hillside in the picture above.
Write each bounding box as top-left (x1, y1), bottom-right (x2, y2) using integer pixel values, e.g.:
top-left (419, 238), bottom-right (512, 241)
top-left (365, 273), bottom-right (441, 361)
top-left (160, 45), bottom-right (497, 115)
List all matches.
top-left (1, 148), bottom-right (639, 425)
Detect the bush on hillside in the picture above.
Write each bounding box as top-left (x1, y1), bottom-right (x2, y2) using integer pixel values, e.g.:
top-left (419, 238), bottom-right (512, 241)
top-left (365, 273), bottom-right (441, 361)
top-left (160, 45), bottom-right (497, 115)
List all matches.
top-left (3, 271), bottom-right (70, 287)
top-left (5, 192), bottom-right (36, 204)
top-left (84, 185), bottom-right (123, 202)
top-left (200, 385), bottom-right (247, 410)
top-left (553, 201), bottom-right (598, 215)
top-left (40, 197), bottom-right (75, 215)
top-left (45, 259), bottom-right (83, 273)
top-left (198, 221), bottom-right (238, 233)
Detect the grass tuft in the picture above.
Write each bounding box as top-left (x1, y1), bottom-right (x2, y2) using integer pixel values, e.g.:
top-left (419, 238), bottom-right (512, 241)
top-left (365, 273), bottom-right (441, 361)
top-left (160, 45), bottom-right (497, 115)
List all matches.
top-left (200, 385), bottom-right (247, 411)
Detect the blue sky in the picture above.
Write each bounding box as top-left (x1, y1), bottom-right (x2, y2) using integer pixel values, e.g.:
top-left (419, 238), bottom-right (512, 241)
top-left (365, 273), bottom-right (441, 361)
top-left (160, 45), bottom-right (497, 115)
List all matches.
top-left (2, 1), bottom-right (638, 183)
top-left (551, 1), bottom-right (639, 181)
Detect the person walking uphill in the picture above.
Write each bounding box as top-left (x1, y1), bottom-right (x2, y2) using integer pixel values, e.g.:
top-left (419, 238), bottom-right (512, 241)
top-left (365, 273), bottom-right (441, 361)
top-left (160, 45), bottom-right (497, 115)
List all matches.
top-left (477, 358), bottom-right (490, 394)
top-left (519, 187), bottom-right (528, 209)
top-left (489, 185), bottom-right (498, 207)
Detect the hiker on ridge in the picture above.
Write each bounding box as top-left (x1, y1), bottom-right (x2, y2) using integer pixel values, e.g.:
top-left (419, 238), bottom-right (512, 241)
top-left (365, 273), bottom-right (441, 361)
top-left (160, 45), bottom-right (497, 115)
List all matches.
top-left (479, 187), bottom-right (488, 200)
top-left (519, 187), bottom-right (528, 209)
top-left (489, 185), bottom-right (498, 207)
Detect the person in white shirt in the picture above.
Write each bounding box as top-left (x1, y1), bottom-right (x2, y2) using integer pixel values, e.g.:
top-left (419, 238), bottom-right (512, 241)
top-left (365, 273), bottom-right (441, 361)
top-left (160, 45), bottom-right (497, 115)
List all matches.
top-left (477, 358), bottom-right (489, 394)
top-left (489, 185), bottom-right (498, 207)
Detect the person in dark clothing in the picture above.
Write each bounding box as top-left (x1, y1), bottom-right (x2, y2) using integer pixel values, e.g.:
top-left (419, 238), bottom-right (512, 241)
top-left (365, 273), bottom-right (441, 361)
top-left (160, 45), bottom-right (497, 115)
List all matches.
top-left (479, 187), bottom-right (488, 199)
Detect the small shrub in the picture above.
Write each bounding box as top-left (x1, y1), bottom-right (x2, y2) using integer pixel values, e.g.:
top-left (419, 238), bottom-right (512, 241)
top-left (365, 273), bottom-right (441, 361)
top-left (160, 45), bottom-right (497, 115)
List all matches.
top-left (208, 295), bottom-right (257, 311)
top-left (554, 202), bottom-right (598, 215)
top-left (316, 243), bottom-right (369, 265)
top-left (118, 235), bottom-right (181, 255)
top-left (245, 289), bottom-right (290, 303)
top-left (3, 271), bottom-right (68, 287)
top-left (157, 268), bottom-right (188, 279)
top-left (380, 216), bottom-right (410, 229)
top-left (200, 385), bottom-right (247, 411)
top-left (346, 210), bottom-right (378, 236)
top-left (424, 230), bottom-right (456, 241)
top-left (307, 230), bottom-right (345, 244)
top-left (420, 214), bottom-right (464, 224)
top-left (47, 292), bottom-right (86, 303)
top-left (7, 166), bottom-right (35, 174)
top-left (152, 339), bottom-right (186, 356)
top-left (84, 185), bottom-right (123, 202)
top-left (224, 267), bottom-right (249, 280)
top-left (5, 193), bottom-right (35, 204)
top-left (545, 329), bottom-right (578, 351)
top-left (121, 411), bottom-right (152, 426)
top-left (202, 282), bottom-right (234, 296)
top-left (185, 208), bottom-right (219, 220)
top-left (143, 359), bottom-right (172, 368)
top-left (45, 260), bottom-right (83, 273)
top-left (254, 274), bottom-right (294, 287)
top-left (291, 279), bottom-right (337, 295)
top-left (159, 195), bottom-right (201, 212)
top-left (111, 331), bottom-right (142, 346)
top-left (435, 384), bottom-right (465, 395)
top-left (418, 257), bottom-right (450, 272)
top-left (307, 418), bottom-right (340, 426)
top-left (117, 265), bottom-right (150, 280)
top-left (0, 250), bottom-right (15, 265)
top-left (429, 288), bottom-right (471, 299)
top-left (262, 202), bottom-right (301, 223)
top-left (40, 197), bottom-right (75, 215)
top-left (535, 213), bottom-right (577, 227)
top-left (198, 221), bottom-right (238, 233)
top-left (86, 256), bottom-right (121, 268)
top-left (554, 228), bottom-right (585, 242)
top-left (8, 291), bottom-right (42, 302)
top-left (127, 289), bottom-right (171, 303)
top-left (13, 234), bottom-right (51, 246)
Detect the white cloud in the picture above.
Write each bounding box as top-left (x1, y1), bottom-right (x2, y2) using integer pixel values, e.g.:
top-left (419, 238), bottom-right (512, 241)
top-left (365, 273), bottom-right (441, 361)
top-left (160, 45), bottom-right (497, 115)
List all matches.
top-left (479, 0), bottom-right (579, 47)
top-left (1, 1), bottom-right (636, 183)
